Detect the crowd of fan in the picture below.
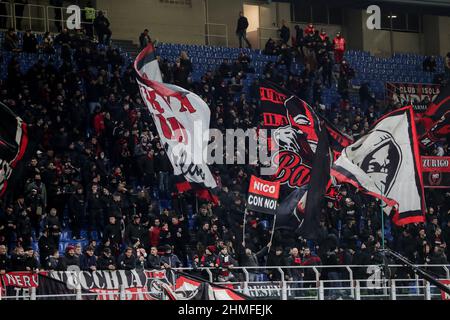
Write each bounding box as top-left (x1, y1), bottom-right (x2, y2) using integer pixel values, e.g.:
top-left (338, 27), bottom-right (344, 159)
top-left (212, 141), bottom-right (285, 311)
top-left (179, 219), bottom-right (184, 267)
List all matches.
top-left (0, 21), bottom-right (449, 286)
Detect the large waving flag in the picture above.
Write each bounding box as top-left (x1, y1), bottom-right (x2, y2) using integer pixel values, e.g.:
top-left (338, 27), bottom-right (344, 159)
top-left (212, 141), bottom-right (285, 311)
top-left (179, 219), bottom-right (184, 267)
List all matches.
top-left (418, 84), bottom-right (450, 148)
top-left (332, 106), bottom-right (425, 225)
top-left (134, 43), bottom-right (217, 200)
top-left (258, 81), bottom-right (330, 238)
top-left (0, 102), bottom-right (29, 197)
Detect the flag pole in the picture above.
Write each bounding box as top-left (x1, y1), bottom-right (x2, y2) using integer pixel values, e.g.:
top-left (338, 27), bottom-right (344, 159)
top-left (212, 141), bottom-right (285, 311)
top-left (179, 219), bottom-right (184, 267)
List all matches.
top-left (268, 214), bottom-right (277, 252)
top-left (381, 197), bottom-right (385, 250)
top-left (242, 209), bottom-right (248, 247)
top-left (376, 185), bottom-right (386, 250)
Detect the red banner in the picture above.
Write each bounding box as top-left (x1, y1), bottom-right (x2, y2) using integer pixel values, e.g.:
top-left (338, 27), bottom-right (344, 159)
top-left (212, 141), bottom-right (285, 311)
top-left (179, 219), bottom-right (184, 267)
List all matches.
top-left (422, 156), bottom-right (450, 188)
top-left (247, 176), bottom-right (281, 215)
top-left (1, 272), bottom-right (39, 288)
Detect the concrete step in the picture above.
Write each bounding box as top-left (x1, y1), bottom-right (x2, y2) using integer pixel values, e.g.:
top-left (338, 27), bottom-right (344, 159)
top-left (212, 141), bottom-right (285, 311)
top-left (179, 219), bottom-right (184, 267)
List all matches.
top-left (112, 39), bottom-right (140, 58)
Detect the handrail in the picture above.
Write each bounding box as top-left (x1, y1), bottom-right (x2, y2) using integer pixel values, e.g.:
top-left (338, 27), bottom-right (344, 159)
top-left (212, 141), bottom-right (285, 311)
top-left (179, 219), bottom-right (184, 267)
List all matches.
top-left (257, 27), bottom-right (281, 50)
top-left (205, 22), bottom-right (228, 47)
top-left (1, 276), bottom-right (447, 300)
top-left (0, 3), bottom-right (107, 33)
top-left (0, 1), bottom-right (13, 29)
top-left (13, 3), bottom-right (46, 32)
top-left (172, 264), bottom-right (450, 270)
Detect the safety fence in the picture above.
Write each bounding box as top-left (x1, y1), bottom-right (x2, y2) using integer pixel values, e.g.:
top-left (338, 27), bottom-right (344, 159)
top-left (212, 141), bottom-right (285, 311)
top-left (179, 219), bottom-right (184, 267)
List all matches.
top-left (1, 264), bottom-right (449, 300)
top-left (0, 1), bottom-right (106, 33)
top-left (205, 23), bottom-right (228, 47)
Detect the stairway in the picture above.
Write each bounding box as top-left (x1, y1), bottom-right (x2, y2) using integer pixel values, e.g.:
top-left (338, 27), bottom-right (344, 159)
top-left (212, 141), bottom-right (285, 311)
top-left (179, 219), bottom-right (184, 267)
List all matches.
top-left (112, 39), bottom-right (140, 59)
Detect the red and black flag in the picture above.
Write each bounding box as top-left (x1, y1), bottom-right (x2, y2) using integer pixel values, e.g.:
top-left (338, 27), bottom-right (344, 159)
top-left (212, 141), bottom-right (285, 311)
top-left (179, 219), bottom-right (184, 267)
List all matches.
top-left (258, 81), bottom-right (331, 238)
top-left (0, 103), bottom-right (30, 198)
top-left (172, 271), bottom-right (248, 300)
top-left (418, 84), bottom-right (450, 148)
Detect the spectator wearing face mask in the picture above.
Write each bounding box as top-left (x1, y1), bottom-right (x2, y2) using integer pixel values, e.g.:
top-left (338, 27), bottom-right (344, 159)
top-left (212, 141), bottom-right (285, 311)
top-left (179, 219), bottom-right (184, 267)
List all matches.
top-left (160, 244), bottom-right (182, 269)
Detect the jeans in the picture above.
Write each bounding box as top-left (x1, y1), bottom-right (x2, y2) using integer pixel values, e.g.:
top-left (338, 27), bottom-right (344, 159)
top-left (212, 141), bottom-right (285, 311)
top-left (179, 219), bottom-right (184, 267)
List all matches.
top-left (159, 172), bottom-right (169, 196)
top-left (237, 31), bottom-right (252, 49)
top-left (327, 271), bottom-right (343, 297)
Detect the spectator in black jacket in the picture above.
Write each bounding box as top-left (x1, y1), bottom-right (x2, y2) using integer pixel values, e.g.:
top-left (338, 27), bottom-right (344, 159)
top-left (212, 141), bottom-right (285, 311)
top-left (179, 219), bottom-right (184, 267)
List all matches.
top-left (23, 247), bottom-right (39, 271)
top-left (87, 184), bottom-right (104, 240)
top-left (38, 228), bottom-right (55, 266)
top-left (139, 29), bottom-right (151, 49)
top-left (146, 247), bottom-right (161, 269)
top-left (94, 11), bottom-right (111, 45)
top-left (16, 209), bottom-right (32, 248)
top-left (236, 12), bottom-right (251, 49)
top-left (279, 20), bottom-right (290, 45)
top-left (160, 244), bottom-right (182, 269)
top-left (3, 28), bottom-right (20, 52)
top-left (97, 248), bottom-right (116, 271)
top-left (10, 246), bottom-right (26, 271)
top-left (239, 242), bottom-right (270, 281)
top-left (22, 30), bottom-right (38, 53)
top-left (68, 185), bottom-right (85, 240)
top-left (156, 150), bottom-right (171, 197)
top-left (117, 247), bottom-right (136, 270)
top-left (103, 216), bottom-right (122, 254)
top-left (45, 249), bottom-right (64, 271)
top-left (80, 246), bottom-right (97, 271)
top-left (62, 245), bottom-right (80, 270)
top-left (44, 208), bottom-right (61, 247)
top-left (124, 215), bottom-right (145, 247)
top-left (287, 247), bottom-right (303, 296)
top-left (197, 222), bottom-right (215, 249)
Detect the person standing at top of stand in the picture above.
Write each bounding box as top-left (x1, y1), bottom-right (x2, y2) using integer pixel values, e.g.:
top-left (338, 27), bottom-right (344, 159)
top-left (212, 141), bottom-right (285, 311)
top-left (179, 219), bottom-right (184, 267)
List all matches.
top-left (279, 20), bottom-right (290, 45)
top-left (236, 11), bottom-right (251, 49)
top-left (84, 2), bottom-right (96, 39)
top-left (94, 10), bottom-right (111, 45)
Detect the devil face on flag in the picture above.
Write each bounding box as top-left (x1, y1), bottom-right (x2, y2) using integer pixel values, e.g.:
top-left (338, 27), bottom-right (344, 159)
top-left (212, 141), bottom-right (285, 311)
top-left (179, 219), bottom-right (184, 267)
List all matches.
top-left (134, 43), bottom-right (217, 198)
top-left (260, 81), bottom-right (321, 190)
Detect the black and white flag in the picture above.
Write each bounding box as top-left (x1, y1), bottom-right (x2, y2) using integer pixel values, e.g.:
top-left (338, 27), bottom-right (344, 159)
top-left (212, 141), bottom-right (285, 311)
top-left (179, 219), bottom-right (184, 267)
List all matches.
top-left (332, 106), bottom-right (426, 225)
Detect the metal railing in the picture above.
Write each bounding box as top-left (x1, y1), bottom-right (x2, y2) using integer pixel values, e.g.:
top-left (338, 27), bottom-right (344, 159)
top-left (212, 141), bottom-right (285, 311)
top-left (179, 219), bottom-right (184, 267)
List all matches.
top-left (2, 264), bottom-right (448, 300)
top-left (0, 1), bottom-right (13, 29)
top-left (13, 3), bottom-right (46, 32)
top-left (257, 27), bottom-right (281, 49)
top-left (205, 22), bottom-right (228, 47)
top-left (0, 2), bottom-right (107, 34)
top-left (46, 6), bottom-right (107, 34)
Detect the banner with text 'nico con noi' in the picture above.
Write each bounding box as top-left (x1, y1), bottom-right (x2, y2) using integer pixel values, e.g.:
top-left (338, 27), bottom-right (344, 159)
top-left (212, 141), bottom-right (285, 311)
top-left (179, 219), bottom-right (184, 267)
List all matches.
top-left (247, 176), bottom-right (280, 215)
